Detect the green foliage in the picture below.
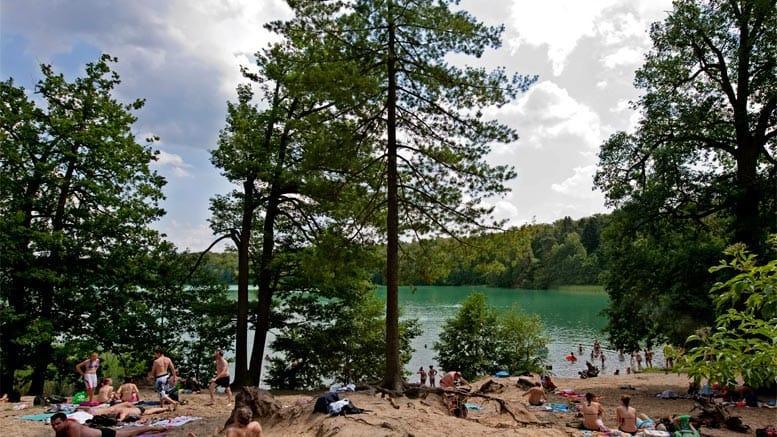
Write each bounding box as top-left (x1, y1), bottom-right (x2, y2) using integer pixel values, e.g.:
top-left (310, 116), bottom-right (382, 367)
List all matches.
top-left (266, 288), bottom-right (420, 390)
top-left (681, 237), bottom-right (777, 389)
top-left (375, 215), bottom-right (608, 289)
top-left (0, 55), bottom-right (235, 394)
top-left (594, 0), bottom-right (776, 353)
top-left (434, 293), bottom-right (546, 379)
top-left (0, 54), bottom-right (167, 394)
top-left (265, 233), bottom-right (420, 389)
top-left (600, 209), bottom-right (724, 351)
top-left (595, 0), bottom-right (776, 250)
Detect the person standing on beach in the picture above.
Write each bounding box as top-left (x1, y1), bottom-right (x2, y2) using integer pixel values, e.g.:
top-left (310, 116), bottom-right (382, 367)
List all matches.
top-left (149, 347), bottom-right (178, 409)
top-left (75, 352), bottom-right (100, 402)
top-left (428, 365), bottom-right (437, 387)
top-left (207, 350), bottom-right (233, 405)
top-left (417, 367), bottom-right (427, 385)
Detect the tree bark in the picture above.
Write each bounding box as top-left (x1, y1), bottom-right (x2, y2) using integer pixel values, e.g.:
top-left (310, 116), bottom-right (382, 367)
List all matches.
top-left (382, 0), bottom-right (402, 392)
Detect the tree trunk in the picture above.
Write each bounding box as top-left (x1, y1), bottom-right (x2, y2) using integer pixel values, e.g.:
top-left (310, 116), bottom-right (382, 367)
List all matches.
top-left (247, 197), bottom-right (279, 386)
top-left (382, 0), bottom-right (403, 392)
top-left (233, 179), bottom-right (255, 386)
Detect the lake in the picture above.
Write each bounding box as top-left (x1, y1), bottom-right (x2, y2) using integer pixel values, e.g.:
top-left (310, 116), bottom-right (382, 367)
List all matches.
top-left (374, 285), bottom-right (624, 379)
top-left (236, 285), bottom-right (640, 384)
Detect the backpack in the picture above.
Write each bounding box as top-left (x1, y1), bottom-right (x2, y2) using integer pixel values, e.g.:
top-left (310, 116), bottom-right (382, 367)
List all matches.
top-left (314, 392), bottom-right (339, 414)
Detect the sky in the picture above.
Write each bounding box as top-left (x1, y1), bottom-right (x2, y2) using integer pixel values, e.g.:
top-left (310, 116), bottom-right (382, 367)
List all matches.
top-left (1, 0), bottom-right (674, 252)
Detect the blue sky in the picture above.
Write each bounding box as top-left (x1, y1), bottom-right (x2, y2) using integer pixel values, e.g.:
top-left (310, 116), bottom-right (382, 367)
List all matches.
top-left (1, 0), bottom-right (673, 252)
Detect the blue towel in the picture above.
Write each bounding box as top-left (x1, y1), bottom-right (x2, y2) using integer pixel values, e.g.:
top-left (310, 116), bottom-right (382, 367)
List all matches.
top-left (18, 413), bottom-right (53, 421)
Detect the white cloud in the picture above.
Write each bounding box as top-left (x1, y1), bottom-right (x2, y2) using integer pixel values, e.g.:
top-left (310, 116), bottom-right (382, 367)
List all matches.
top-left (507, 0), bottom-right (620, 75)
top-left (153, 150), bottom-right (192, 178)
top-left (601, 46), bottom-right (644, 69)
top-left (551, 165), bottom-right (600, 199)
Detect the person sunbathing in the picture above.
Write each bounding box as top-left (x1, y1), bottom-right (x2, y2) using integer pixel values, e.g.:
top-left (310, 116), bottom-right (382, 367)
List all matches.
top-left (580, 392), bottom-right (608, 432)
top-left (96, 377), bottom-right (115, 404)
top-left (615, 395), bottom-right (637, 434)
top-left (523, 382), bottom-right (546, 406)
top-left (115, 377), bottom-right (141, 403)
top-left (186, 407), bottom-right (263, 437)
top-left (50, 412), bottom-right (166, 436)
top-left (637, 412), bottom-right (656, 430)
top-left (92, 401), bottom-right (168, 422)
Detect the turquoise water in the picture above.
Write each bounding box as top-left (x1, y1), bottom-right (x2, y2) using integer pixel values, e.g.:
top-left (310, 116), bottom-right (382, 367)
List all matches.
top-left (236, 285), bottom-right (628, 382)
top-left (375, 285), bottom-right (615, 378)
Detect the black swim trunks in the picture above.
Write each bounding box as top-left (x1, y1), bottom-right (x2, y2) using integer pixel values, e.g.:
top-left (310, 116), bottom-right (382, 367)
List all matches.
top-left (137, 405), bottom-right (145, 414)
top-left (214, 376), bottom-right (230, 387)
top-left (100, 428), bottom-right (117, 437)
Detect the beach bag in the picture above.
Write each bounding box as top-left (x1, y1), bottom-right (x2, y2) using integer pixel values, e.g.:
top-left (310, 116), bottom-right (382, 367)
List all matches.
top-left (314, 392), bottom-right (339, 414)
top-left (72, 391), bottom-right (87, 404)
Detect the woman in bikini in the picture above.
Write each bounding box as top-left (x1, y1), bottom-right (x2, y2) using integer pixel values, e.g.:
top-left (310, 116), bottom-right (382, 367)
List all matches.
top-left (615, 394), bottom-right (638, 434)
top-left (580, 392), bottom-right (608, 432)
top-left (76, 352), bottom-right (100, 402)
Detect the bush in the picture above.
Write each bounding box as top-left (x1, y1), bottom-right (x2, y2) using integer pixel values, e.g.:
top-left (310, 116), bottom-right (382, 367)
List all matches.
top-left (434, 293), bottom-right (547, 379)
top-left (681, 236), bottom-right (777, 389)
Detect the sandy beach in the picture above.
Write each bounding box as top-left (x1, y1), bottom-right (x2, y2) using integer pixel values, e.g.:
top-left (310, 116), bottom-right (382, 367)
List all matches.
top-left (2, 372), bottom-right (774, 436)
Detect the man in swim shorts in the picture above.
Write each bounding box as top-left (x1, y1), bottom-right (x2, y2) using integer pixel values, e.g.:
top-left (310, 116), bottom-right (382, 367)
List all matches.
top-left (50, 412), bottom-right (166, 436)
top-left (149, 347), bottom-right (178, 409)
top-left (207, 350), bottom-right (233, 405)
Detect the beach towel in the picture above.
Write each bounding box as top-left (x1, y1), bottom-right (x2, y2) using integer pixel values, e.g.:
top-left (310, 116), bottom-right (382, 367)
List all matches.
top-left (18, 413), bottom-right (53, 421)
top-left (146, 416), bottom-right (201, 427)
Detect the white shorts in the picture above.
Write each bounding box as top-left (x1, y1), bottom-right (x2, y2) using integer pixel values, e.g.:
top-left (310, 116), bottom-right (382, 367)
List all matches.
top-left (84, 373), bottom-right (98, 389)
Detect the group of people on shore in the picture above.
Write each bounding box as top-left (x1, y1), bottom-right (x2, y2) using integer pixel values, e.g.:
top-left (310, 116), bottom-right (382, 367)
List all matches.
top-left (54, 348), bottom-right (242, 436)
top-left (578, 392), bottom-right (697, 435)
top-left (415, 365), bottom-right (439, 387)
top-left (75, 348), bottom-right (233, 409)
top-left (573, 340), bottom-right (683, 377)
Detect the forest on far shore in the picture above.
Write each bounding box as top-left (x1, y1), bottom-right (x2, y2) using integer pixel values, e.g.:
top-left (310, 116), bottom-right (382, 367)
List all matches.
top-left (195, 214), bottom-right (608, 290)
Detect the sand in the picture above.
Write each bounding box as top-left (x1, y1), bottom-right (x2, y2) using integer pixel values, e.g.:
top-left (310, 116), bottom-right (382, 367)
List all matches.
top-left (3, 372), bottom-right (774, 436)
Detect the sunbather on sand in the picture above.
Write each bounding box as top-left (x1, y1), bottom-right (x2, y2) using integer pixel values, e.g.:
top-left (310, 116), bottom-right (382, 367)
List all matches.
top-left (580, 392), bottom-right (609, 432)
top-left (187, 407), bottom-right (263, 437)
top-left (50, 412), bottom-right (166, 436)
top-left (92, 401), bottom-right (168, 421)
top-left (523, 382), bottom-right (546, 406)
